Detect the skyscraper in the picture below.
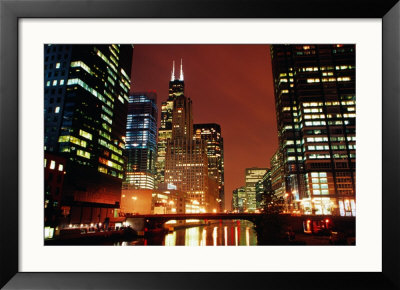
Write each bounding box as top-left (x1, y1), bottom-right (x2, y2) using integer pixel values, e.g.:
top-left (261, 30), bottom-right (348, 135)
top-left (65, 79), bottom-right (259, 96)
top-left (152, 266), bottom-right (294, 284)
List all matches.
top-left (156, 60), bottom-right (185, 186)
top-left (245, 167), bottom-right (268, 212)
top-left (124, 92), bottom-right (158, 190)
top-left (161, 60), bottom-right (218, 212)
top-left (255, 169), bottom-right (272, 210)
top-left (194, 123), bottom-right (225, 210)
top-left (270, 148), bottom-right (286, 200)
top-left (232, 186), bottom-right (246, 212)
top-left (44, 44), bottom-right (133, 222)
top-left (270, 44), bottom-right (356, 216)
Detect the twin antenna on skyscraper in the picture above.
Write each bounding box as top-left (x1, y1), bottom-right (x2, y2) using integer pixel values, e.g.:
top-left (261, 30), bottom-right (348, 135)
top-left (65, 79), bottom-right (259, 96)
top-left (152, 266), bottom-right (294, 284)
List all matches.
top-left (171, 59), bottom-right (184, 82)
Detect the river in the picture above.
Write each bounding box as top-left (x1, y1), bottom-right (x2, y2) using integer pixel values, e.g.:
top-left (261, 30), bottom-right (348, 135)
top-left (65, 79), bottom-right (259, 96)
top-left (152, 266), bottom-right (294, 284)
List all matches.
top-left (115, 220), bottom-right (258, 246)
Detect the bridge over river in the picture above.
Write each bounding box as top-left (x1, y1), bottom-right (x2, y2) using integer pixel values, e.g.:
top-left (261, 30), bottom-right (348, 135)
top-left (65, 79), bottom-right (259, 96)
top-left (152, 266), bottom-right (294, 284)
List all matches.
top-left (124, 213), bottom-right (355, 236)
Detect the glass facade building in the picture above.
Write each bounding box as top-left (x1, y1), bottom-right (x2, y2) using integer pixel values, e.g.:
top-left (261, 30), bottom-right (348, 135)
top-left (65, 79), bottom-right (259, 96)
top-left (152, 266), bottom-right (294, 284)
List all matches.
top-left (255, 169), bottom-right (272, 210)
top-left (270, 44), bottom-right (356, 216)
top-left (124, 92), bottom-right (158, 190)
top-left (245, 168), bottom-right (268, 212)
top-left (44, 44), bottom-right (133, 214)
top-left (270, 148), bottom-right (286, 200)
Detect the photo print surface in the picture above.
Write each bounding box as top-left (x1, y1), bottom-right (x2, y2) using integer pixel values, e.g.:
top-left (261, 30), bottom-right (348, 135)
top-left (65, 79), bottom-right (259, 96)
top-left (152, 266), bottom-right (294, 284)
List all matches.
top-left (43, 44), bottom-right (356, 246)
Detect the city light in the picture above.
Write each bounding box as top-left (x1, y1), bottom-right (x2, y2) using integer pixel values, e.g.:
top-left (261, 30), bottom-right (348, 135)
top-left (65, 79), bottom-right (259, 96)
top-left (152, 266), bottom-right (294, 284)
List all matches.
top-left (43, 44), bottom-right (355, 246)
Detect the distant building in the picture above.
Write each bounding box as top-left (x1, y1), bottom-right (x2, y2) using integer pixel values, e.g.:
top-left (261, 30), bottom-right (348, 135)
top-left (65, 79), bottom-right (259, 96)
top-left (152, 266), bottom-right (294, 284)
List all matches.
top-left (245, 168), bottom-right (268, 211)
top-left (270, 149), bottom-right (286, 200)
top-left (44, 44), bottom-right (133, 226)
top-left (232, 188), bottom-right (239, 210)
top-left (123, 92), bottom-right (158, 190)
top-left (255, 169), bottom-right (272, 210)
top-left (270, 44), bottom-right (356, 216)
top-left (120, 188), bottom-right (188, 215)
top-left (232, 187), bottom-right (246, 212)
top-left (194, 123), bottom-right (225, 210)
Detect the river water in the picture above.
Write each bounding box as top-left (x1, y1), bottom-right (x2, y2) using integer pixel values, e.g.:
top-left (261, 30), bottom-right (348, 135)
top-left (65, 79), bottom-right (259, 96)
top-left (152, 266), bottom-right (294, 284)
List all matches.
top-left (115, 220), bottom-right (258, 246)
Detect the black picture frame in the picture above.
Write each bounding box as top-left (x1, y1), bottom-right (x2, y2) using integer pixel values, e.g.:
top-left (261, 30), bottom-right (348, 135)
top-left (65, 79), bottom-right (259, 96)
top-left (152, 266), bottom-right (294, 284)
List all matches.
top-left (1, 0), bottom-right (399, 289)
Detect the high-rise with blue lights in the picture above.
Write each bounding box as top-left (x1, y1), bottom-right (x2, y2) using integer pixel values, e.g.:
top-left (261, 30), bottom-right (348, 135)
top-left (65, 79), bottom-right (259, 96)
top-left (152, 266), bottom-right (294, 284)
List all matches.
top-left (124, 92), bottom-right (158, 189)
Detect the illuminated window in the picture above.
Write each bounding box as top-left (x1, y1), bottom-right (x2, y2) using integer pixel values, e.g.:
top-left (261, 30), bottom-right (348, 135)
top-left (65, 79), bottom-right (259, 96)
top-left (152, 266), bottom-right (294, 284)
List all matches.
top-left (307, 78), bottom-right (320, 83)
top-left (46, 81), bottom-right (50, 87)
top-left (79, 129), bottom-right (92, 140)
top-left (56, 62), bottom-right (60, 69)
top-left (58, 164), bottom-right (63, 171)
top-left (50, 160), bottom-right (55, 170)
top-left (60, 80), bottom-right (64, 85)
top-left (55, 106), bottom-right (60, 113)
top-left (77, 150), bottom-right (91, 159)
top-left (52, 80), bottom-right (57, 86)
top-left (70, 61), bottom-right (92, 74)
top-left (58, 135), bottom-right (86, 147)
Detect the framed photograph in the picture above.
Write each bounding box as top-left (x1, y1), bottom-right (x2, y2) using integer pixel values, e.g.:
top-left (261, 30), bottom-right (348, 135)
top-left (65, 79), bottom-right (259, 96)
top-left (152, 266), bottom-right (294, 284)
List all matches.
top-left (1, 0), bottom-right (399, 289)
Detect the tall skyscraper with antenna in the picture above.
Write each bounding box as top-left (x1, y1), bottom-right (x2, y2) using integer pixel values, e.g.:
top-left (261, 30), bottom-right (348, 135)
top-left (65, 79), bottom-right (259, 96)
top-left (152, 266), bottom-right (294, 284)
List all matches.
top-left (156, 59), bottom-right (185, 185)
top-left (157, 60), bottom-right (219, 212)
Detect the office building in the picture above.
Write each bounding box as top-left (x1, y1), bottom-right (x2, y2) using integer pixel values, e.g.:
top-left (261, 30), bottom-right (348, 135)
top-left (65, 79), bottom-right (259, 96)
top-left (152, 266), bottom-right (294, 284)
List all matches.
top-left (255, 169), bottom-right (272, 210)
top-left (245, 167), bottom-right (268, 211)
top-left (194, 123), bottom-right (225, 210)
top-left (161, 60), bottom-right (218, 212)
top-left (270, 44), bottom-right (356, 216)
top-left (124, 92), bottom-right (158, 190)
top-left (270, 148), bottom-right (286, 199)
top-left (44, 44), bottom-right (133, 225)
top-left (156, 60), bottom-right (185, 186)
top-left (232, 187), bottom-right (246, 212)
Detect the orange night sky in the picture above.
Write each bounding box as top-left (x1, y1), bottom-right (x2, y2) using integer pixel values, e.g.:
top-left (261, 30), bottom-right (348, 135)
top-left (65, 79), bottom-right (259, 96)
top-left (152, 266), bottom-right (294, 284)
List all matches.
top-left (130, 45), bottom-right (278, 209)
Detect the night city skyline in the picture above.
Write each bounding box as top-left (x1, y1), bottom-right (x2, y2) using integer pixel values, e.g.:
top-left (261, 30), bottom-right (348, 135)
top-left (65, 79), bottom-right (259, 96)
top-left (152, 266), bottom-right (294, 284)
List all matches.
top-left (130, 45), bottom-right (277, 209)
top-left (44, 44), bottom-right (355, 246)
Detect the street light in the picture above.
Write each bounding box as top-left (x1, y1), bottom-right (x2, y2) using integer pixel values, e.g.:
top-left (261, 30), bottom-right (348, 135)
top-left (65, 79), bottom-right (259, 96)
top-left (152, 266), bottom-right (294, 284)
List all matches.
top-left (284, 193), bottom-right (289, 213)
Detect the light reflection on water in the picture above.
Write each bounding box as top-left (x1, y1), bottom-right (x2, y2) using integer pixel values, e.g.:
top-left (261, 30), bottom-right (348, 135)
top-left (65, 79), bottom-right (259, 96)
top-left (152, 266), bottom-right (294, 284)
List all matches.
top-left (125, 220), bottom-right (257, 246)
